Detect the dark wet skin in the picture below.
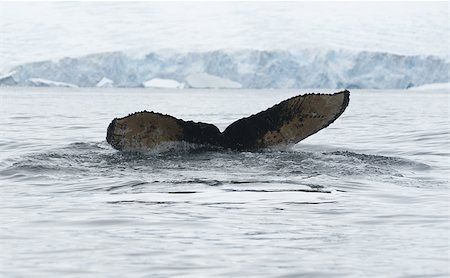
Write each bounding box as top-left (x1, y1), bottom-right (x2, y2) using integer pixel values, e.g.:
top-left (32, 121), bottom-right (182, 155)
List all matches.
top-left (107, 90), bottom-right (350, 151)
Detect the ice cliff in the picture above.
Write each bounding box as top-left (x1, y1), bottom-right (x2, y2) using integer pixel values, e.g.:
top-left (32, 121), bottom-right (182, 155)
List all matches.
top-left (1, 49), bottom-right (448, 89)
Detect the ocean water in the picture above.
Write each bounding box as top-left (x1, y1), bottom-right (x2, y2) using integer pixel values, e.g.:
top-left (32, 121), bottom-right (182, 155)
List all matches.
top-left (0, 88), bottom-right (448, 277)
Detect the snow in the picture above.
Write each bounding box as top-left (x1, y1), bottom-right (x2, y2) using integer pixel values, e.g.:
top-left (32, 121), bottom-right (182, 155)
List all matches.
top-left (96, 77), bottom-right (114, 88)
top-left (143, 78), bottom-right (184, 89)
top-left (28, 78), bottom-right (78, 88)
top-left (0, 1), bottom-right (447, 71)
top-left (185, 73), bottom-right (242, 89)
top-left (0, 2), bottom-right (447, 89)
top-left (3, 49), bottom-right (449, 89)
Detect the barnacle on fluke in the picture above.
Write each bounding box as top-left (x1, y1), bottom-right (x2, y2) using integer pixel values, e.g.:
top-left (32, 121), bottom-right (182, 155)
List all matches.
top-left (106, 90), bottom-right (350, 151)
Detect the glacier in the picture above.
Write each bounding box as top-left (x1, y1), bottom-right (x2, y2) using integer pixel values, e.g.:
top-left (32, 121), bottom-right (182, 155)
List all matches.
top-left (185, 73), bottom-right (242, 89)
top-left (1, 49), bottom-right (449, 89)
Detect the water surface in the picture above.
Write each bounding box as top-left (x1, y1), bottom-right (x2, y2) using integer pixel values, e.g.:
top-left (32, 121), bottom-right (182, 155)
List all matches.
top-left (0, 88), bottom-right (448, 277)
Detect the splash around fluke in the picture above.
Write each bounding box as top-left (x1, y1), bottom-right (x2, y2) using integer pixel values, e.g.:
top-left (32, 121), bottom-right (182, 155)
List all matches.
top-left (106, 90), bottom-right (350, 151)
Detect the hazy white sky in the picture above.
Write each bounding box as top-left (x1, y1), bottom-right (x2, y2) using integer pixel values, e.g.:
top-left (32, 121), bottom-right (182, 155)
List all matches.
top-left (0, 1), bottom-right (448, 68)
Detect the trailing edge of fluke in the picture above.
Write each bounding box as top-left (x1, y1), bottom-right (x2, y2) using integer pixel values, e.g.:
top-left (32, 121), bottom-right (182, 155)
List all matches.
top-left (106, 90), bottom-right (350, 151)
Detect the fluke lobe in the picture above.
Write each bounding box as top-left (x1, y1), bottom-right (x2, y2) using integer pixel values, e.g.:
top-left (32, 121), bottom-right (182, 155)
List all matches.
top-left (106, 90), bottom-right (350, 151)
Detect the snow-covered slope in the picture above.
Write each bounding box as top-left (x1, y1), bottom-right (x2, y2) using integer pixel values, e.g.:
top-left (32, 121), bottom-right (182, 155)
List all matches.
top-left (3, 49), bottom-right (449, 89)
top-left (1, 2), bottom-right (447, 71)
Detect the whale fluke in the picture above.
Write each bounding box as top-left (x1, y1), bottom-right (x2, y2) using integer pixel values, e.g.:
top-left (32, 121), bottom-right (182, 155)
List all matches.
top-left (106, 90), bottom-right (350, 151)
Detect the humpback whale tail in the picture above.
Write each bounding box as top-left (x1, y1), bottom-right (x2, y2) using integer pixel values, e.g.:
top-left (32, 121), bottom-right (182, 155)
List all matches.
top-left (106, 90), bottom-right (350, 151)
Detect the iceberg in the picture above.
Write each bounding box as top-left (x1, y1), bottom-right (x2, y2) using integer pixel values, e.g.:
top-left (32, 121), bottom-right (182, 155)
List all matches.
top-left (143, 78), bottom-right (184, 89)
top-left (184, 73), bottom-right (242, 89)
top-left (2, 49), bottom-right (449, 89)
top-left (96, 77), bottom-right (114, 88)
top-left (0, 71), bottom-right (17, 86)
top-left (28, 78), bottom-right (78, 88)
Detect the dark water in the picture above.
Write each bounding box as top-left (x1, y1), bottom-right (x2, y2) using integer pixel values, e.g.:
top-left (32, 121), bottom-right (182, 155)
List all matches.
top-left (0, 88), bottom-right (448, 277)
